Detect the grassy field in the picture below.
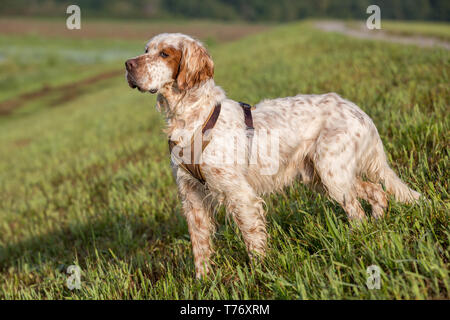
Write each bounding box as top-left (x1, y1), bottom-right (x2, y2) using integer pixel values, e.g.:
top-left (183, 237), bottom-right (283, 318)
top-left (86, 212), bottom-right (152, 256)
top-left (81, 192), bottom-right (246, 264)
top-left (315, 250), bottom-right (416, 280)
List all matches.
top-left (381, 20), bottom-right (450, 41)
top-left (0, 19), bottom-right (448, 299)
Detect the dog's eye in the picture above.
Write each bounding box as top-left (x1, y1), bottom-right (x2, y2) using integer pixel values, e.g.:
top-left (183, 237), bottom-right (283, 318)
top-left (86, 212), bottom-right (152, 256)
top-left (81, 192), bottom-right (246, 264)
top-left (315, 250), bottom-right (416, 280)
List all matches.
top-left (160, 51), bottom-right (169, 58)
top-left (145, 48), bottom-right (148, 53)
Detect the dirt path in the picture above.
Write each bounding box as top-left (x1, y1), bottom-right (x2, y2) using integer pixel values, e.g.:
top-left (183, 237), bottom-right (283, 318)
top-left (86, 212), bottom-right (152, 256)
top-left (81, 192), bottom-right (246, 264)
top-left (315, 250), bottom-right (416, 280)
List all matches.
top-left (315, 21), bottom-right (450, 50)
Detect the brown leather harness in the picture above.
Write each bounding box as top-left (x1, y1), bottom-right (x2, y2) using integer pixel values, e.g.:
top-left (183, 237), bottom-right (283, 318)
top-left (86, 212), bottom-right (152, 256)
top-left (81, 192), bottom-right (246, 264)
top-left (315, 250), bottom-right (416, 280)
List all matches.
top-left (168, 102), bottom-right (254, 184)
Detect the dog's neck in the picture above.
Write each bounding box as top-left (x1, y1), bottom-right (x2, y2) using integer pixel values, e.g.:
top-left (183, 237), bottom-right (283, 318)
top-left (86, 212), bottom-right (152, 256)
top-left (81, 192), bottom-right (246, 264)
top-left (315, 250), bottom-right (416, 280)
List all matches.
top-left (157, 79), bottom-right (226, 139)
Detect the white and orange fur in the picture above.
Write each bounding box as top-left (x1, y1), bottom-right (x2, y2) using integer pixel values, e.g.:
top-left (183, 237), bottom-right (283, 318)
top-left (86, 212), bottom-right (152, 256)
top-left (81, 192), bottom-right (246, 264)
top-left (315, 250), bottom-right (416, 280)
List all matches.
top-left (125, 33), bottom-right (421, 278)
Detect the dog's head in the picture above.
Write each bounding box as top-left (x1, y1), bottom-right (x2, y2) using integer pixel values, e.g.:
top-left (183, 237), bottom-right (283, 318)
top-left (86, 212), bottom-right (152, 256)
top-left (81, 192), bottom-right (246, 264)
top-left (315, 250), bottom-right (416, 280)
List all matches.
top-left (125, 33), bottom-right (214, 94)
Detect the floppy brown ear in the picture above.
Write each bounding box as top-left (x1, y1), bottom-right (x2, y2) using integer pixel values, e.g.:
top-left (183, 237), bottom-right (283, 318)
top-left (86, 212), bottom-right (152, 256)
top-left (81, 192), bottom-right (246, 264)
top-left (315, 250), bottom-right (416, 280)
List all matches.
top-left (177, 40), bottom-right (214, 91)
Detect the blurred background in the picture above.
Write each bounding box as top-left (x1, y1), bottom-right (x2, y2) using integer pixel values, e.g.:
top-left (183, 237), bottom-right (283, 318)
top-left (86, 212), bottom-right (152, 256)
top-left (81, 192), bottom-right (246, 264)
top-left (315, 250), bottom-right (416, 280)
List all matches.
top-left (0, 0), bottom-right (448, 112)
top-left (2, 0), bottom-right (450, 21)
top-left (0, 1), bottom-right (449, 299)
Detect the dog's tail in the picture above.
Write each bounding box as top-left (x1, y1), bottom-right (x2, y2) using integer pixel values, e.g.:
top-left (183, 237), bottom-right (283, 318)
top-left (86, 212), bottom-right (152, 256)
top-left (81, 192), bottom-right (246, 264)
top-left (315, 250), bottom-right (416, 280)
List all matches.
top-left (365, 140), bottom-right (421, 204)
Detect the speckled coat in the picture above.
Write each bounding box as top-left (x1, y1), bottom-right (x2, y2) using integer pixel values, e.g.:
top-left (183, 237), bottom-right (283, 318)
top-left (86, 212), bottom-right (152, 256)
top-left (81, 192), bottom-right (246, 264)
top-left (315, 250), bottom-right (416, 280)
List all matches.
top-left (125, 33), bottom-right (420, 278)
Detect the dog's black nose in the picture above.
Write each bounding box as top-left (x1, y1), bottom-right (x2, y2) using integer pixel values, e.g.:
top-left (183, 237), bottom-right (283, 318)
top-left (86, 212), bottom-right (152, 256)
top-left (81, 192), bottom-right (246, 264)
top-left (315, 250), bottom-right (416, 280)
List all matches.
top-left (125, 59), bottom-right (137, 71)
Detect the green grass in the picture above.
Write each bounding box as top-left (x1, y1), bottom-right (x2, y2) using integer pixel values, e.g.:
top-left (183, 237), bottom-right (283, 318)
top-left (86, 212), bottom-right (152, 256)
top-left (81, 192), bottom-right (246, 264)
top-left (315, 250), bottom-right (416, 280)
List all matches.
top-left (380, 20), bottom-right (450, 41)
top-left (0, 20), bottom-right (448, 299)
top-left (0, 34), bottom-right (142, 102)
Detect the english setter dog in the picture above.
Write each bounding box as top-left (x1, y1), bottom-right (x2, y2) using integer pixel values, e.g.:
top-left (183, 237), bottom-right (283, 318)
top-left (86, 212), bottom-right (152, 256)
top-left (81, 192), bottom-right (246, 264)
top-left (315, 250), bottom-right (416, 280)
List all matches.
top-left (125, 33), bottom-right (420, 278)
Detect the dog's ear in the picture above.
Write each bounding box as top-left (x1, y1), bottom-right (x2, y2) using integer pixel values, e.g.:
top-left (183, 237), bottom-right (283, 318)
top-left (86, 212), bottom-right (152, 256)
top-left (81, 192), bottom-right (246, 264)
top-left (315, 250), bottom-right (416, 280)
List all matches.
top-left (177, 40), bottom-right (214, 91)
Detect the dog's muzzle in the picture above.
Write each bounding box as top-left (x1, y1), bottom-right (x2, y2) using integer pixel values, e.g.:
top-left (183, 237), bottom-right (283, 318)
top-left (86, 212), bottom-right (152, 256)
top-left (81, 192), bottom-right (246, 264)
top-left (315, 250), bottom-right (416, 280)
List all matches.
top-left (125, 59), bottom-right (137, 72)
top-left (125, 59), bottom-right (138, 89)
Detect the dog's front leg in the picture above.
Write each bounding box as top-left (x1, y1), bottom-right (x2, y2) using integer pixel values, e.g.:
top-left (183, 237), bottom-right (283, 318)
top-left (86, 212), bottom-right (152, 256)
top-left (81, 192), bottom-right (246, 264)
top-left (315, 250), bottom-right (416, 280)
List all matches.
top-left (224, 185), bottom-right (267, 261)
top-left (178, 177), bottom-right (214, 279)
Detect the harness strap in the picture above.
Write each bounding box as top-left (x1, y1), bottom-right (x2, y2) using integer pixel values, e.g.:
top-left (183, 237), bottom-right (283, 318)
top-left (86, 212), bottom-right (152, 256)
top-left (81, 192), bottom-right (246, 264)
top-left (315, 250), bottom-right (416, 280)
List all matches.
top-left (239, 102), bottom-right (255, 164)
top-left (168, 101), bottom-right (254, 184)
top-left (168, 103), bottom-right (221, 184)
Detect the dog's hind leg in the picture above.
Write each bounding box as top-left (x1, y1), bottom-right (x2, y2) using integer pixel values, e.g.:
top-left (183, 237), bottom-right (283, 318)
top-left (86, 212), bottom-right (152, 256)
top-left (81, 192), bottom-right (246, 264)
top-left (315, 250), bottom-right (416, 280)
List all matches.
top-left (323, 179), bottom-right (366, 222)
top-left (355, 179), bottom-right (387, 219)
top-left (313, 132), bottom-right (366, 221)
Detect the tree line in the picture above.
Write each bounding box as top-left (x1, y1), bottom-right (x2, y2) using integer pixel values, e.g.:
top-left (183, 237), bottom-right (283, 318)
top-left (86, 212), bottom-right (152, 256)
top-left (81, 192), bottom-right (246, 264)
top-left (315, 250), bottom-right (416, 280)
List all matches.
top-left (2, 0), bottom-right (449, 21)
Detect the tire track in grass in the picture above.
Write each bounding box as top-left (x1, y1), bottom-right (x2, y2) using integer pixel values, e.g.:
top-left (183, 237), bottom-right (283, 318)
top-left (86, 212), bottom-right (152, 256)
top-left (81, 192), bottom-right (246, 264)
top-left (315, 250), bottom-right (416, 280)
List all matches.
top-left (0, 69), bottom-right (123, 115)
